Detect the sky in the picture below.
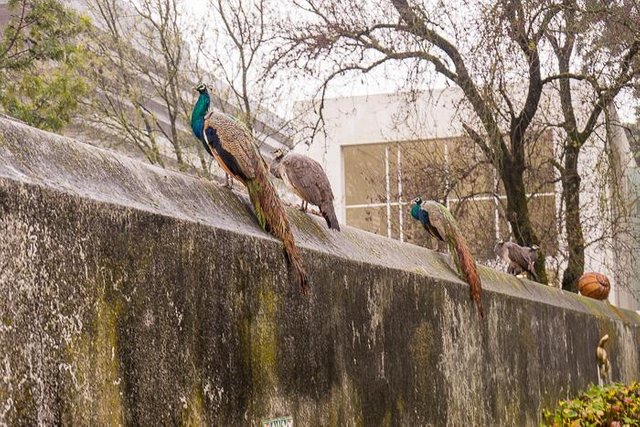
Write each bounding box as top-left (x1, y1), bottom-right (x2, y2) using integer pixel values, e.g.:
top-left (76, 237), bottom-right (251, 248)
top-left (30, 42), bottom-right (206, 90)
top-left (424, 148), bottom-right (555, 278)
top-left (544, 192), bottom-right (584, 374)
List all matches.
top-left (119, 0), bottom-right (635, 123)
top-left (184, 0), bottom-right (637, 122)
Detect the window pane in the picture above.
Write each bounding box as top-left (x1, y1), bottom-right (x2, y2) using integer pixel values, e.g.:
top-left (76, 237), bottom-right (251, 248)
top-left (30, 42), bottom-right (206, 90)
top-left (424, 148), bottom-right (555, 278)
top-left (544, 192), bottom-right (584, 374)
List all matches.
top-left (399, 139), bottom-right (447, 202)
top-left (389, 205), bottom-right (403, 240)
top-left (346, 206), bottom-right (388, 237)
top-left (389, 144), bottom-right (400, 201)
top-left (447, 138), bottom-right (493, 198)
top-left (449, 200), bottom-right (497, 261)
top-left (528, 195), bottom-right (558, 256)
top-left (344, 144), bottom-right (387, 206)
top-left (524, 131), bottom-right (555, 194)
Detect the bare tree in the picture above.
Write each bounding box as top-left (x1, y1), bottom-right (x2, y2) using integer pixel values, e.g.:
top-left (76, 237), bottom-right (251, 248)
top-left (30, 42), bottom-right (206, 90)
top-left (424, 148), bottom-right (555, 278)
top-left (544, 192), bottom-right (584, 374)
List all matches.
top-left (198, 0), bottom-right (306, 145)
top-left (204, 0), bottom-right (268, 134)
top-left (81, 0), bottom-right (211, 174)
top-left (274, 0), bottom-right (567, 283)
top-left (542, 0), bottom-right (640, 291)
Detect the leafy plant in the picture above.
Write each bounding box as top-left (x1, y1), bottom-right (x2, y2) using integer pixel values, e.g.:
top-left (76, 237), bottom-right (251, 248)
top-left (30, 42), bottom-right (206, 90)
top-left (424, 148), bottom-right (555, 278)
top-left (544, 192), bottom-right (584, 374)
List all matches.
top-left (542, 382), bottom-right (640, 426)
top-left (0, 0), bottom-right (91, 131)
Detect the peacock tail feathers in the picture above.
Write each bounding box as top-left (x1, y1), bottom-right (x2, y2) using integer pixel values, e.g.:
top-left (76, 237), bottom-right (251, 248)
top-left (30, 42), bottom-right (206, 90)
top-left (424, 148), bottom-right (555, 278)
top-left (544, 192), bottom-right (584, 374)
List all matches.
top-left (241, 146), bottom-right (309, 293)
top-left (421, 200), bottom-right (485, 319)
top-left (448, 233), bottom-right (484, 319)
top-left (320, 200), bottom-right (340, 231)
top-left (246, 180), bottom-right (267, 230)
top-left (192, 88), bottom-right (308, 293)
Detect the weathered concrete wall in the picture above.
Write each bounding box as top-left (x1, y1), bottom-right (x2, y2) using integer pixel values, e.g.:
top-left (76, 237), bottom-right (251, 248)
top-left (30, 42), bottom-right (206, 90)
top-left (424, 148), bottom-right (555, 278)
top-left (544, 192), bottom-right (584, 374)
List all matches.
top-left (0, 117), bottom-right (639, 426)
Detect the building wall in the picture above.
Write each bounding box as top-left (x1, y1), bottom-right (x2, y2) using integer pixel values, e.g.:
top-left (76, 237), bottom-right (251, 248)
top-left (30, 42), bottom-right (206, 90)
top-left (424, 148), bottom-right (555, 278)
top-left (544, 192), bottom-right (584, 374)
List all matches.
top-left (298, 90), bottom-right (466, 222)
top-left (296, 89), bottom-right (638, 308)
top-left (297, 90), bottom-right (557, 259)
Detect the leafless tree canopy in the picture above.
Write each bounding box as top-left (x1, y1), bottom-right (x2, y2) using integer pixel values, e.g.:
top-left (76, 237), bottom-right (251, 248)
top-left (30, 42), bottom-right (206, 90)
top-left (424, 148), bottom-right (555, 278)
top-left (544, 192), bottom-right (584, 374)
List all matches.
top-left (79, 0), bottom-right (212, 174)
top-left (272, 0), bottom-right (640, 292)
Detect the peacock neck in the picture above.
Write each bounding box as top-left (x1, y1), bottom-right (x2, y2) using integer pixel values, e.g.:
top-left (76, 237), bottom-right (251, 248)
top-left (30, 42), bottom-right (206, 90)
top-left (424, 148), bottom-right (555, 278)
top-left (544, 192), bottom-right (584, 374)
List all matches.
top-left (411, 203), bottom-right (421, 220)
top-left (411, 204), bottom-right (429, 225)
top-left (191, 91), bottom-right (210, 141)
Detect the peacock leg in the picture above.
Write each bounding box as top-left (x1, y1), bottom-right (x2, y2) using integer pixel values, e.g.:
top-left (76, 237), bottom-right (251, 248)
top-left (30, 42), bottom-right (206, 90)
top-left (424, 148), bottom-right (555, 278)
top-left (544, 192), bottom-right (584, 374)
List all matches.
top-left (222, 173), bottom-right (233, 189)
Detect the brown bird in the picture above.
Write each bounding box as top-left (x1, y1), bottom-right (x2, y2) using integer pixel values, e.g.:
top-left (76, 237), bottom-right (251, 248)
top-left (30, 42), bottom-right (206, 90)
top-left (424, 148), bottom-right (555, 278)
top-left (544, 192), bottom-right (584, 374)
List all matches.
top-left (494, 240), bottom-right (538, 280)
top-left (411, 198), bottom-right (484, 319)
top-left (596, 334), bottom-right (610, 384)
top-left (191, 84), bottom-right (309, 293)
top-left (270, 149), bottom-right (340, 231)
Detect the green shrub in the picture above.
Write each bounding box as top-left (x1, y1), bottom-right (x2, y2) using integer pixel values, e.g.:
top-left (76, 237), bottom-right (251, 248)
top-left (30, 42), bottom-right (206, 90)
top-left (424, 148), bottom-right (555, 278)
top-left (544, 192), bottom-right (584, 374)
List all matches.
top-left (542, 382), bottom-right (640, 426)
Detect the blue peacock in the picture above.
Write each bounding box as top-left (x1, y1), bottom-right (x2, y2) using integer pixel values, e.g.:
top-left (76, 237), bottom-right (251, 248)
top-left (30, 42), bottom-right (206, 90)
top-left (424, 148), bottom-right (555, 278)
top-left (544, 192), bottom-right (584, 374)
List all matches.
top-left (191, 83), bottom-right (309, 293)
top-left (411, 197), bottom-right (484, 318)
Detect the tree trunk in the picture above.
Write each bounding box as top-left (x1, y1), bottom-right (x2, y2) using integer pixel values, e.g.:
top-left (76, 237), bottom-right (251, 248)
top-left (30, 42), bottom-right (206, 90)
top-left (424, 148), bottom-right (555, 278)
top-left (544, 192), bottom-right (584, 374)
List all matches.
top-left (561, 142), bottom-right (584, 292)
top-left (501, 157), bottom-right (549, 284)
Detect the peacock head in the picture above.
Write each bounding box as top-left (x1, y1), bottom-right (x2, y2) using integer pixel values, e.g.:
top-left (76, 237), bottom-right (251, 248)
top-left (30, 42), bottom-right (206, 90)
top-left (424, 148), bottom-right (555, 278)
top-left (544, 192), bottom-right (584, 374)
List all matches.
top-left (193, 82), bottom-right (208, 94)
top-left (410, 196), bottom-right (423, 220)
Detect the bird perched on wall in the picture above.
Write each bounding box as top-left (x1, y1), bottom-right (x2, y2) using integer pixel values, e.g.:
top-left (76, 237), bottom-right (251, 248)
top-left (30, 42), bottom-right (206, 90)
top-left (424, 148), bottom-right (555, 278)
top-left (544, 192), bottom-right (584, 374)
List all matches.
top-left (410, 197), bottom-right (484, 318)
top-left (269, 148), bottom-right (340, 231)
top-left (190, 83), bottom-right (309, 293)
top-left (494, 240), bottom-right (539, 280)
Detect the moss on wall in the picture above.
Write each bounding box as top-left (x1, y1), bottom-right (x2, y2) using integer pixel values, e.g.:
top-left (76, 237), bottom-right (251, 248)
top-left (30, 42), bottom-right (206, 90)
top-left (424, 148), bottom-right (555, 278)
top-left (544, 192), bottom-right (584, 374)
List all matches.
top-left (63, 293), bottom-right (124, 425)
top-left (0, 117), bottom-right (639, 425)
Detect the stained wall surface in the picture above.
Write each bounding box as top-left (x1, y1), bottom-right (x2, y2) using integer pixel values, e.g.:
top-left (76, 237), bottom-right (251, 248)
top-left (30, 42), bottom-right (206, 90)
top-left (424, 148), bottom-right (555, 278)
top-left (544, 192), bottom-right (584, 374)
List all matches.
top-left (0, 117), bottom-right (638, 425)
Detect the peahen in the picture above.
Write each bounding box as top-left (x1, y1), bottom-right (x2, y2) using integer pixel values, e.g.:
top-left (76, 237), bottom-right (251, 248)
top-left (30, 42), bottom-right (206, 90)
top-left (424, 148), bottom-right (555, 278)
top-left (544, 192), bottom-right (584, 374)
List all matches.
top-left (411, 197), bottom-right (484, 318)
top-left (494, 240), bottom-right (539, 280)
top-left (191, 83), bottom-right (309, 293)
top-left (270, 148), bottom-right (340, 231)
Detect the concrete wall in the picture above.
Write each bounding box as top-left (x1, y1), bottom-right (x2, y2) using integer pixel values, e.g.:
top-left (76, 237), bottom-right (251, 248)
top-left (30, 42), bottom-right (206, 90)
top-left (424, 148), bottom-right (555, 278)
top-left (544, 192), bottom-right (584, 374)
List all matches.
top-left (1, 117), bottom-right (639, 425)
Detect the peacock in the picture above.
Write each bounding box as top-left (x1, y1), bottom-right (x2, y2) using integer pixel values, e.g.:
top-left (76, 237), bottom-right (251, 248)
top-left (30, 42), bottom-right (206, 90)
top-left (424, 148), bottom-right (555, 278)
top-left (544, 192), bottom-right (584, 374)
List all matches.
top-left (270, 148), bottom-right (340, 231)
top-left (191, 83), bottom-right (309, 293)
top-left (410, 197), bottom-right (484, 318)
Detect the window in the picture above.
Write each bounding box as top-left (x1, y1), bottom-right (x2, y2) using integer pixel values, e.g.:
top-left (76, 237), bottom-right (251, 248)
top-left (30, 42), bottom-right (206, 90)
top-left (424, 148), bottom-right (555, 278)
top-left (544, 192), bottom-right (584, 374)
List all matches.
top-left (343, 136), bottom-right (558, 261)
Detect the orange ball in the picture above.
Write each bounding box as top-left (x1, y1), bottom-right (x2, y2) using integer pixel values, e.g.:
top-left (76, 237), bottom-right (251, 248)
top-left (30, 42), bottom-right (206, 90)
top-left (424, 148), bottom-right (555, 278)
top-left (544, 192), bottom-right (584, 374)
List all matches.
top-left (578, 272), bottom-right (611, 300)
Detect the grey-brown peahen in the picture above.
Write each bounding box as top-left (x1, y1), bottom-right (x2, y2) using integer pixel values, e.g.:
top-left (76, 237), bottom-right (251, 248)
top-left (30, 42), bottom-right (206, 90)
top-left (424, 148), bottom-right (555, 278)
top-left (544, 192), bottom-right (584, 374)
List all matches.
top-left (270, 148), bottom-right (340, 231)
top-left (494, 240), bottom-right (539, 280)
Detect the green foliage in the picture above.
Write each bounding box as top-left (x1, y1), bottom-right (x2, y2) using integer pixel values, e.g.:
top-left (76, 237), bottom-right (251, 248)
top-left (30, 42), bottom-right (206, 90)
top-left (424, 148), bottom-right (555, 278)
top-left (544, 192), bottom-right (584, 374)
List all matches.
top-left (0, 0), bottom-right (91, 131)
top-left (0, 0), bottom-right (91, 70)
top-left (542, 382), bottom-right (640, 426)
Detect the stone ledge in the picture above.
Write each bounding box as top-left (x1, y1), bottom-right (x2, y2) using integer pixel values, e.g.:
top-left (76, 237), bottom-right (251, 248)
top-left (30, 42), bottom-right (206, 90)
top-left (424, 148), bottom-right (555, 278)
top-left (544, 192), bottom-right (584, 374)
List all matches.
top-left (0, 117), bottom-right (636, 321)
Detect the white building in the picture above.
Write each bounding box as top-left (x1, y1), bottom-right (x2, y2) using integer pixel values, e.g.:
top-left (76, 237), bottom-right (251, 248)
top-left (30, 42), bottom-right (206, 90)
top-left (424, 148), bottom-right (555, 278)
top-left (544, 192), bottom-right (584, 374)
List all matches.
top-left (295, 88), bottom-right (640, 310)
